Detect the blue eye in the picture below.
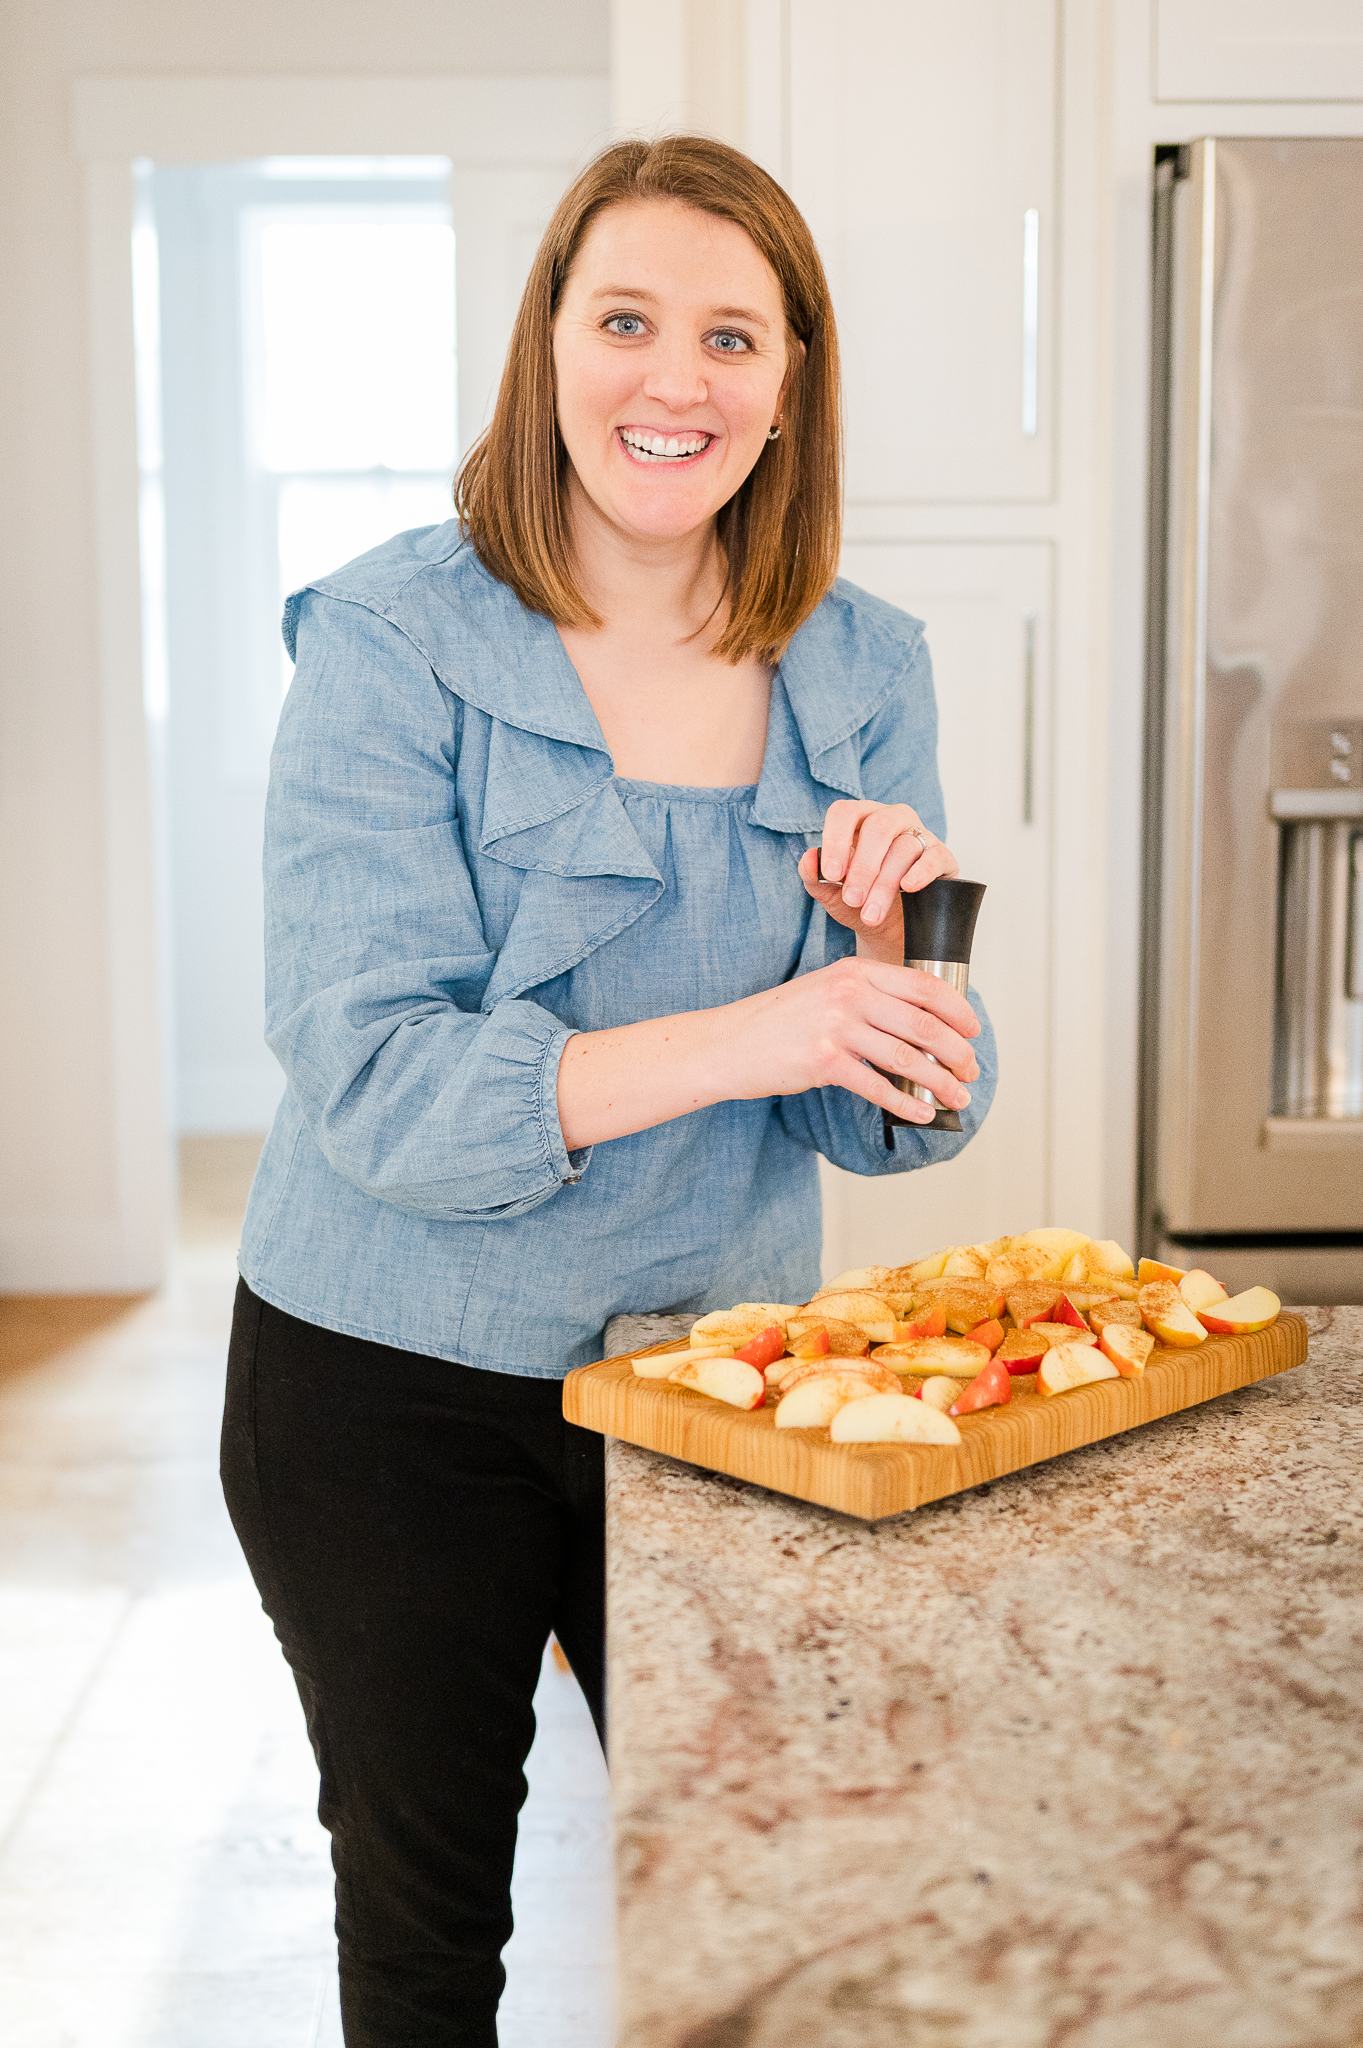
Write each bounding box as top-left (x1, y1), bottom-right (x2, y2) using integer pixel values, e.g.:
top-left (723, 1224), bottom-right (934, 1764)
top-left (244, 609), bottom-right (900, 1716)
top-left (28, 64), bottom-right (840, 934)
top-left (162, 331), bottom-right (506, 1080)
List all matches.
top-left (711, 331), bottom-right (751, 354)
top-left (605, 314), bottom-right (646, 336)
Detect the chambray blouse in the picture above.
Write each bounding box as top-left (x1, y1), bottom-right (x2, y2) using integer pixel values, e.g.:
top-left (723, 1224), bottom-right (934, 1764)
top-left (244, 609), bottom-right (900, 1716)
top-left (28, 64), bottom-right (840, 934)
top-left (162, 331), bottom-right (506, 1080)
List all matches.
top-left (238, 523), bottom-right (997, 1378)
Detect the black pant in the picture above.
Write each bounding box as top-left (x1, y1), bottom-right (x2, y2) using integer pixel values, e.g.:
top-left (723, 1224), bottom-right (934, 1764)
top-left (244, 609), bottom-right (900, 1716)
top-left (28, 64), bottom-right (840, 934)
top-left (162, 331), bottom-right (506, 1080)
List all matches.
top-left (220, 1279), bottom-right (606, 2048)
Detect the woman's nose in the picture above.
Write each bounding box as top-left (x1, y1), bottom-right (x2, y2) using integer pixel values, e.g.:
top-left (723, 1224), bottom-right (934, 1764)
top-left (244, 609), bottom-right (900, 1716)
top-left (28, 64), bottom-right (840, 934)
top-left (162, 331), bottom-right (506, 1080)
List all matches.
top-left (640, 341), bottom-right (709, 413)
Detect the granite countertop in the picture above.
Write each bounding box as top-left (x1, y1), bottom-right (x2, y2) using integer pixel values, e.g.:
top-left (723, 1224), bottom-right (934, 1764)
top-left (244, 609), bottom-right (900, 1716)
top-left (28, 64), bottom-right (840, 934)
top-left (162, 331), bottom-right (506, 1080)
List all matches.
top-left (602, 1307), bottom-right (1363, 2048)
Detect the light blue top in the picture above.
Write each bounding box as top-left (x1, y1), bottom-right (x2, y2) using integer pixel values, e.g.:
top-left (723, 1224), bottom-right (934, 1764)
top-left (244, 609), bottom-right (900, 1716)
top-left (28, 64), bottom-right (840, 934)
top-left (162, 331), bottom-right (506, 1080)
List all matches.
top-left (239, 523), bottom-right (997, 1378)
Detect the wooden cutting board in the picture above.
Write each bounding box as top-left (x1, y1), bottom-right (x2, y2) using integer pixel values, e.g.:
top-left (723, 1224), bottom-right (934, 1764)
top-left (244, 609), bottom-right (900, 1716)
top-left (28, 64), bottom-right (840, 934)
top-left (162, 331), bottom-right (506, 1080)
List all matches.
top-left (562, 1314), bottom-right (1309, 1521)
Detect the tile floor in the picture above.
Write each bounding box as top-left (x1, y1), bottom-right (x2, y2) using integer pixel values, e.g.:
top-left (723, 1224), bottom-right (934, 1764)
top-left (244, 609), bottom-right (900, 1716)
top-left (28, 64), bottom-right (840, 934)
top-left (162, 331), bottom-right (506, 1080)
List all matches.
top-left (0, 1150), bottom-right (615, 2046)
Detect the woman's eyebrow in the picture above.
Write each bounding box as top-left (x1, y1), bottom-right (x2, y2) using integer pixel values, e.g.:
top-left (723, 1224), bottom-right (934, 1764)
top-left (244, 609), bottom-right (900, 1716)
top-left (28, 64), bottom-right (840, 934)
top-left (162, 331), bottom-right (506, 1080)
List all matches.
top-left (588, 284), bottom-right (772, 329)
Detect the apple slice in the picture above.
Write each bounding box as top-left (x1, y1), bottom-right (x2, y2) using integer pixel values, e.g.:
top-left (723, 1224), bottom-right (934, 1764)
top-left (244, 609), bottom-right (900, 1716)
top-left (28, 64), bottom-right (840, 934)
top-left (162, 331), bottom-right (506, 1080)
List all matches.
top-left (1090, 1299), bottom-right (1142, 1333)
top-left (632, 1342), bottom-right (735, 1377)
top-left (794, 1289), bottom-right (897, 1344)
top-left (776, 1370), bottom-right (901, 1430)
top-left (830, 1393), bottom-right (961, 1445)
top-left (1097, 1322), bottom-right (1155, 1376)
top-left (1137, 1281), bottom-right (1207, 1347)
top-left (667, 1356), bottom-right (766, 1408)
top-left (1137, 1257), bottom-right (1185, 1285)
top-left (950, 1358), bottom-right (1012, 1416)
top-left (996, 1328), bottom-right (1048, 1374)
top-left (733, 1325), bottom-right (785, 1369)
top-left (985, 1245), bottom-right (1066, 1290)
top-left (1178, 1269), bottom-right (1228, 1313)
top-left (893, 1304), bottom-right (948, 1343)
top-left (1013, 1226), bottom-right (1092, 1262)
top-left (690, 1303), bottom-right (799, 1348)
top-left (942, 1245), bottom-right (988, 1279)
top-left (1031, 1322), bottom-right (1097, 1350)
top-left (1087, 1240), bottom-right (1136, 1279)
top-left (1004, 1282), bottom-right (1063, 1328)
top-left (871, 1335), bottom-right (992, 1378)
top-left (1196, 1286), bottom-right (1281, 1335)
top-left (964, 1318), bottom-right (1005, 1354)
top-left (823, 1266), bottom-right (916, 1310)
top-left (787, 1325), bottom-right (831, 1360)
top-left (777, 1357), bottom-right (901, 1397)
top-left (908, 1248), bottom-right (952, 1281)
top-left (1059, 1283), bottom-right (1120, 1313)
top-left (1037, 1342), bottom-right (1121, 1395)
top-left (915, 1376), bottom-right (960, 1411)
top-left (1053, 1292), bottom-right (1090, 1332)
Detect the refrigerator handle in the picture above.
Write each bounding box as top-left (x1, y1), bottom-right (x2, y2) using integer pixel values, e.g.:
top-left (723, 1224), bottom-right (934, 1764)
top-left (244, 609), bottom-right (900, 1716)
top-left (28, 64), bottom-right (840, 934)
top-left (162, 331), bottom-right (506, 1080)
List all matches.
top-left (1021, 208), bottom-right (1039, 436)
top-left (1022, 612), bottom-right (1036, 825)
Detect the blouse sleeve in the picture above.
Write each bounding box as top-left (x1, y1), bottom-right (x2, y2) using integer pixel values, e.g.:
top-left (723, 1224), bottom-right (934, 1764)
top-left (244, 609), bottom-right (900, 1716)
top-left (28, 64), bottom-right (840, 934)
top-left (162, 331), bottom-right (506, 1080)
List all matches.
top-left (263, 592), bottom-right (590, 1221)
top-left (775, 631), bottom-right (999, 1174)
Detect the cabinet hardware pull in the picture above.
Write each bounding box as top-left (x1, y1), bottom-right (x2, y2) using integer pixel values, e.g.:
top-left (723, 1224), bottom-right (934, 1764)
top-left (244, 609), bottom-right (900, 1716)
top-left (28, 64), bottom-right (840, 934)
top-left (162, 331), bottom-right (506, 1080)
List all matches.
top-left (1023, 612), bottom-right (1037, 825)
top-left (1022, 208), bottom-right (1039, 436)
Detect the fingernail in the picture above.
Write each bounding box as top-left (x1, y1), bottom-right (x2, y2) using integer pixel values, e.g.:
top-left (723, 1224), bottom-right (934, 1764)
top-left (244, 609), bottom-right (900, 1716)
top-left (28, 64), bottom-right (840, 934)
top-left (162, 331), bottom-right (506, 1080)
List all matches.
top-left (958, 1089), bottom-right (971, 1108)
top-left (843, 888), bottom-right (863, 907)
top-left (862, 902), bottom-right (883, 924)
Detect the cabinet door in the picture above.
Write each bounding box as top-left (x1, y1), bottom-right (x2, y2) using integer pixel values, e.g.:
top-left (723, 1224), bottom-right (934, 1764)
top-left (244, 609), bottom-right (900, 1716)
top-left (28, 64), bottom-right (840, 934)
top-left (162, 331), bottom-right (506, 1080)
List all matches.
top-left (788, 0), bottom-right (1057, 503)
top-left (821, 543), bottom-right (1053, 1277)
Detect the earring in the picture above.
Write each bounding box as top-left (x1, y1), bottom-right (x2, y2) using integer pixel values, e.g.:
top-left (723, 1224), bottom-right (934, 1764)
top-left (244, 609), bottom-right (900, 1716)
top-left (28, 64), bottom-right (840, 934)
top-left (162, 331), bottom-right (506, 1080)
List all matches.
top-left (766, 424), bottom-right (782, 441)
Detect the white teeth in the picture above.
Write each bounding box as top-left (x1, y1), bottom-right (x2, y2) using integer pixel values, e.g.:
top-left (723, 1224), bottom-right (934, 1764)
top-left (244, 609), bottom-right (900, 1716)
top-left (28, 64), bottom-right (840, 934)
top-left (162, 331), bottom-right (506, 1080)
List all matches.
top-left (620, 428), bottom-right (711, 462)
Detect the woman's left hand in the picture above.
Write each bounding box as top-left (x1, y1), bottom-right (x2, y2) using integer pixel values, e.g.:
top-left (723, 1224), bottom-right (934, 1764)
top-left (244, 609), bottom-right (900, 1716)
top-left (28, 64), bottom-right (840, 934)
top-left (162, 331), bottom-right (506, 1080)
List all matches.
top-left (798, 800), bottom-right (961, 965)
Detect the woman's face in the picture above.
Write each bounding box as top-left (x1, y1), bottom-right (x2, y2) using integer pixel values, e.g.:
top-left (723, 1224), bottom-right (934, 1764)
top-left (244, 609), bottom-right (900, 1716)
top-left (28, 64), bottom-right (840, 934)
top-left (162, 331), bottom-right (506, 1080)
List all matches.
top-left (552, 197), bottom-right (791, 548)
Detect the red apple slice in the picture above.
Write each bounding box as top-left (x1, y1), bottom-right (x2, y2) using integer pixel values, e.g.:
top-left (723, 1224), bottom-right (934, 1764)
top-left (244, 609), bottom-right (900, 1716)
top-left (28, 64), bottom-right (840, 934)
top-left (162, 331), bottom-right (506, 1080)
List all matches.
top-left (776, 1357), bottom-right (901, 1397)
top-left (733, 1325), bottom-right (786, 1368)
top-left (1037, 1342), bottom-right (1120, 1395)
top-left (787, 1325), bottom-right (831, 1360)
top-left (1004, 1283), bottom-right (1063, 1328)
top-left (964, 1318), bottom-right (1005, 1354)
top-left (893, 1304), bottom-right (948, 1343)
top-left (1137, 1257), bottom-right (1185, 1285)
top-left (1178, 1269), bottom-right (1228, 1313)
top-left (1053, 1292), bottom-right (1090, 1331)
top-left (1196, 1286), bottom-right (1281, 1335)
top-left (1097, 1322), bottom-right (1155, 1376)
top-left (829, 1393), bottom-right (961, 1445)
top-left (996, 1328), bottom-right (1048, 1374)
top-left (950, 1358), bottom-right (1012, 1416)
top-left (667, 1357), bottom-right (765, 1408)
top-left (1137, 1281), bottom-right (1207, 1348)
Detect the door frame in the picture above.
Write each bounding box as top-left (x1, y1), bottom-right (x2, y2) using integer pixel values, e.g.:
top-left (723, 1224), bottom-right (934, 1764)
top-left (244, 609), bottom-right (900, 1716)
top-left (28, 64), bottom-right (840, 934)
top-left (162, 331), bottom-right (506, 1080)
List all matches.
top-left (76, 74), bottom-right (609, 1287)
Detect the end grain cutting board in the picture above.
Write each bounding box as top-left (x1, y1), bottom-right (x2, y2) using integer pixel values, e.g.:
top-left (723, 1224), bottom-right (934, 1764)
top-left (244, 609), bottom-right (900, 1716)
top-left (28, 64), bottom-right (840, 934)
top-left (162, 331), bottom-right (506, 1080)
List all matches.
top-left (562, 1314), bottom-right (1309, 1520)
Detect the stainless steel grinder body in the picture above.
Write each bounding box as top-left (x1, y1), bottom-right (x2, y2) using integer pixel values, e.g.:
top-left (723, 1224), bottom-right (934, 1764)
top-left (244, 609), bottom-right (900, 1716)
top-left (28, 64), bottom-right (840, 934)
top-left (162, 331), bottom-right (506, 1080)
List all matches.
top-left (889, 877), bottom-right (987, 1134)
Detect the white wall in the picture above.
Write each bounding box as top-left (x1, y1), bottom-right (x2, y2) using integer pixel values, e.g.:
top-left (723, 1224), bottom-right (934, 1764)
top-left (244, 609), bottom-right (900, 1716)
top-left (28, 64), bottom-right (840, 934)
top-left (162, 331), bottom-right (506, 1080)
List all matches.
top-left (0, 1), bottom-right (608, 1291)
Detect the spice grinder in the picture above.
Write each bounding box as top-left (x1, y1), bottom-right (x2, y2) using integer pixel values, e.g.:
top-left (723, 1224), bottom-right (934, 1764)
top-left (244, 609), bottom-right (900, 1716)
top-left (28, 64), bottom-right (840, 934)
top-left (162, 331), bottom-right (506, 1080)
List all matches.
top-left (886, 875), bottom-right (986, 1134)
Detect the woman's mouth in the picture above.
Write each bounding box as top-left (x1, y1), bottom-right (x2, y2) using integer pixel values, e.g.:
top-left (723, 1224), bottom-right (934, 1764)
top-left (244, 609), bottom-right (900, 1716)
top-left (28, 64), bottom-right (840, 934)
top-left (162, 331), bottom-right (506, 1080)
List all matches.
top-left (617, 427), bottom-right (714, 465)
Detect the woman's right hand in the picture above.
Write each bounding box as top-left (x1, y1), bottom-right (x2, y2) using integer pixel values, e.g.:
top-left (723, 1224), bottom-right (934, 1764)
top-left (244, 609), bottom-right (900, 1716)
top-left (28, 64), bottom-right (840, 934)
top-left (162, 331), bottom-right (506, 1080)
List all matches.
top-left (558, 949), bottom-right (981, 1150)
top-left (723, 953), bottom-right (981, 1123)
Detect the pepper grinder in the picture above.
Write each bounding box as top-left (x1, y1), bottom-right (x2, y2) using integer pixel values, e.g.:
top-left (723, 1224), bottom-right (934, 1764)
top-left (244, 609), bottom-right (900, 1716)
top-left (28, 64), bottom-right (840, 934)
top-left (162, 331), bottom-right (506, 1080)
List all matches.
top-left (885, 875), bottom-right (986, 1136)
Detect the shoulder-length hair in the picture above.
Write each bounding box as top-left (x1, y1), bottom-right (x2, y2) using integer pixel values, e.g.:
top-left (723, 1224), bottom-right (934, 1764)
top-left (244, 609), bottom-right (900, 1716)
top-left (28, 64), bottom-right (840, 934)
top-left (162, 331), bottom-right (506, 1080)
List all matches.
top-left (453, 135), bottom-right (842, 664)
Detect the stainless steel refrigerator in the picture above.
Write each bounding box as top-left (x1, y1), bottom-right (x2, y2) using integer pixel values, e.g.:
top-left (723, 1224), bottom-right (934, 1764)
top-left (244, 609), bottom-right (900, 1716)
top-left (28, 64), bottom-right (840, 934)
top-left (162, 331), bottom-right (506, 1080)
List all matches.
top-left (1140, 138), bottom-right (1363, 1305)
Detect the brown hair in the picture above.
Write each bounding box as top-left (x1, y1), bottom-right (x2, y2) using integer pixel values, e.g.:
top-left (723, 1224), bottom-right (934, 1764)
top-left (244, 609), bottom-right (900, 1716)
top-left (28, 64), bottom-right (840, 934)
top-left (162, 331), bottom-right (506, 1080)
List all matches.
top-left (453, 135), bottom-right (842, 664)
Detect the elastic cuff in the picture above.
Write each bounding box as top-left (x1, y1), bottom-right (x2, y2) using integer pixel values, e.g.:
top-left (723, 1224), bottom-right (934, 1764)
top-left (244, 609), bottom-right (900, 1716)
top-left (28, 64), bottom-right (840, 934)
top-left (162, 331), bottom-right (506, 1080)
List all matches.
top-left (534, 1024), bottom-right (593, 1188)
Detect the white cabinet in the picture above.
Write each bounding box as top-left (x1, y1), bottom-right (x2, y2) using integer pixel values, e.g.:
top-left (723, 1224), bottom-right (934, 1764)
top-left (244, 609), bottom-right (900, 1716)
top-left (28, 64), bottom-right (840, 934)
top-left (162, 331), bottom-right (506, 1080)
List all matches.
top-left (788, 0), bottom-right (1057, 504)
top-left (1155, 0), bottom-right (1363, 103)
top-left (821, 543), bottom-right (1054, 1274)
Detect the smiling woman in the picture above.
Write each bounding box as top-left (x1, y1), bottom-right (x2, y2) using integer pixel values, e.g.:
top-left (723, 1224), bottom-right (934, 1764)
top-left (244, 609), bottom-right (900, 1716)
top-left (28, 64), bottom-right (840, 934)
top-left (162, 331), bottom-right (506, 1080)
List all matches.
top-left (219, 133), bottom-right (997, 2048)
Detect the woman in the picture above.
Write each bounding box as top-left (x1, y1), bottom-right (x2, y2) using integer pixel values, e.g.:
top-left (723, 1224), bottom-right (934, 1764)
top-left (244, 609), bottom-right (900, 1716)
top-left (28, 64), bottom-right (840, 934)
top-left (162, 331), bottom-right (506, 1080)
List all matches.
top-left (222, 135), bottom-right (995, 2046)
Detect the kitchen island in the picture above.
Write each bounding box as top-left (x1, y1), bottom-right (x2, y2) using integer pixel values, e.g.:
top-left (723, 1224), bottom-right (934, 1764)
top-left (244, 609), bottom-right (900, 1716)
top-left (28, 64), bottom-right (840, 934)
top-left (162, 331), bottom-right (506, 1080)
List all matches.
top-left (601, 1307), bottom-right (1363, 2048)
